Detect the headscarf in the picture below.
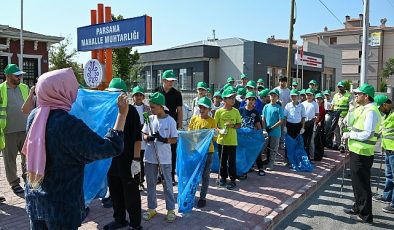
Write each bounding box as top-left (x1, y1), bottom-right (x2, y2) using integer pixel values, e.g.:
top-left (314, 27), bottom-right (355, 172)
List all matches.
top-left (22, 68), bottom-right (79, 189)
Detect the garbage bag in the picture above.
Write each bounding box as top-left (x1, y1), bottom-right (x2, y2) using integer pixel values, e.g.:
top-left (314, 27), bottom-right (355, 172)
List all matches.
top-left (324, 111), bottom-right (340, 147)
top-left (176, 129), bottom-right (215, 213)
top-left (70, 89), bottom-right (120, 205)
top-left (285, 134), bottom-right (314, 172)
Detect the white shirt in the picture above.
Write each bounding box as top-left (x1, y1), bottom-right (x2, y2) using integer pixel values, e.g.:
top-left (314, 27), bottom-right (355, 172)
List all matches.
top-left (134, 104), bottom-right (146, 150)
top-left (324, 99), bottom-right (332, 111)
top-left (349, 103), bottom-right (380, 141)
top-left (142, 115), bottom-right (178, 164)
top-left (275, 86), bottom-right (291, 108)
top-left (284, 102), bottom-right (306, 123)
top-left (302, 100), bottom-right (319, 121)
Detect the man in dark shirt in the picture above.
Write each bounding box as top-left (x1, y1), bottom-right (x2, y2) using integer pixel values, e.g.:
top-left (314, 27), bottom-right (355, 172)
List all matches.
top-left (154, 70), bottom-right (183, 184)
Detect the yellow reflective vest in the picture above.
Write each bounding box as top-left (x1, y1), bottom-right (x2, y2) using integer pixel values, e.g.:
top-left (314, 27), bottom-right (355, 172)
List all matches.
top-left (332, 91), bottom-right (352, 117)
top-left (0, 82), bottom-right (29, 149)
top-left (382, 111), bottom-right (394, 151)
top-left (348, 103), bottom-right (381, 156)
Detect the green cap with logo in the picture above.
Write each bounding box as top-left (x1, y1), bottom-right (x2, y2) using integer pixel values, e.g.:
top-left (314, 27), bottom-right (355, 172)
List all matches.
top-left (258, 89), bottom-right (268, 98)
top-left (213, 91), bottom-right (222, 98)
top-left (149, 92), bottom-right (166, 106)
top-left (309, 79), bottom-right (318, 85)
top-left (290, 89), bottom-right (299, 96)
top-left (132, 86), bottom-right (145, 96)
top-left (196, 81), bottom-right (208, 90)
top-left (292, 81), bottom-right (298, 86)
top-left (197, 96), bottom-right (212, 108)
top-left (374, 94), bottom-right (389, 107)
top-left (162, 70), bottom-right (177, 81)
top-left (246, 91), bottom-right (257, 99)
top-left (246, 80), bottom-right (257, 88)
top-left (227, 76), bottom-right (235, 83)
top-left (353, 83), bottom-right (375, 98)
top-left (269, 89), bottom-right (279, 96)
top-left (337, 81), bottom-right (345, 87)
top-left (240, 73), bottom-right (248, 79)
top-left (222, 86), bottom-right (236, 98)
top-left (237, 87), bottom-right (247, 96)
top-left (107, 77), bottom-right (127, 92)
top-left (4, 64), bottom-right (25, 75)
top-left (315, 93), bottom-right (324, 99)
top-left (299, 89), bottom-right (306, 95)
top-left (305, 88), bottom-right (315, 95)
top-left (323, 89), bottom-right (331, 95)
top-left (257, 78), bottom-right (264, 84)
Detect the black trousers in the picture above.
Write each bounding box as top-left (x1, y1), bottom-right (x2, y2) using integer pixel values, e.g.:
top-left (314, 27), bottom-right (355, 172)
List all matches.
top-left (350, 152), bottom-right (374, 222)
top-left (171, 143), bottom-right (177, 180)
top-left (139, 150), bottom-right (145, 183)
top-left (217, 144), bottom-right (237, 181)
top-left (108, 175), bottom-right (141, 228)
top-left (303, 119), bottom-right (315, 157)
top-left (286, 122), bottom-right (302, 139)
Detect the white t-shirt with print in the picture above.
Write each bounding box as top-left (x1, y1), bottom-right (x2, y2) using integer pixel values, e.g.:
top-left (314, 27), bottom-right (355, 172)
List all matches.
top-left (142, 115), bottom-right (178, 164)
top-left (302, 100), bottom-right (319, 121)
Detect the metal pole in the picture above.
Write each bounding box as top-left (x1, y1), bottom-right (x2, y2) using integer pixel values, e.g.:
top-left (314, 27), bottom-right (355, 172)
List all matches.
top-left (360, 0), bottom-right (369, 85)
top-left (286, 0), bottom-right (296, 82)
top-left (19, 0), bottom-right (23, 70)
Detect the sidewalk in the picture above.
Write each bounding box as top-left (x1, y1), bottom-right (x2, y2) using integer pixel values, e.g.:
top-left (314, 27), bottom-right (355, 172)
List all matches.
top-left (0, 148), bottom-right (345, 230)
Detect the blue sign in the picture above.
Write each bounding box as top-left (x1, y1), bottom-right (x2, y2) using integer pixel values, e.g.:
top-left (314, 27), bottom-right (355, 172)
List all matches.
top-left (77, 15), bottom-right (152, 51)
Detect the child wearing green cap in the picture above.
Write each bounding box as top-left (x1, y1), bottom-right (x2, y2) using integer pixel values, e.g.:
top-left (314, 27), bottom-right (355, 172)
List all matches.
top-left (142, 92), bottom-right (178, 223)
top-left (212, 91), bottom-right (224, 117)
top-left (191, 82), bottom-right (211, 116)
top-left (188, 97), bottom-right (217, 208)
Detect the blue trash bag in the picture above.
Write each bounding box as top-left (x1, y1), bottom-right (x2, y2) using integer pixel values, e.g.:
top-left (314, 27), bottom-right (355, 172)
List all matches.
top-left (211, 128), bottom-right (265, 176)
top-left (69, 89), bottom-right (120, 205)
top-left (176, 129), bottom-right (215, 213)
top-left (285, 134), bottom-right (314, 172)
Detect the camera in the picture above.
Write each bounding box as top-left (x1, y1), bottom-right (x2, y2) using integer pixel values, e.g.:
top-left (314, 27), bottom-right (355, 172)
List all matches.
top-left (339, 144), bottom-right (346, 153)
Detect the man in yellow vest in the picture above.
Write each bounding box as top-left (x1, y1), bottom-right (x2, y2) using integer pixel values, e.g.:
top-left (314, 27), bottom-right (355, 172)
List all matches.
top-left (342, 83), bottom-right (381, 223)
top-left (0, 64), bottom-right (29, 195)
top-left (331, 81), bottom-right (352, 149)
top-left (371, 94), bottom-right (394, 214)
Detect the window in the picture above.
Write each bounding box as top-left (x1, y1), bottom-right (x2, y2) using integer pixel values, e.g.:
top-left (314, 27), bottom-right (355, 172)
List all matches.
top-left (329, 37), bottom-right (337, 45)
top-left (179, 68), bottom-right (192, 90)
top-left (193, 72), bottom-right (204, 89)
top-left (22, 58), bottom-right (38, 87)
top-left (146, 70), bottom-right (153, 90)
top-left (0, 56), bottom-right (8, 83)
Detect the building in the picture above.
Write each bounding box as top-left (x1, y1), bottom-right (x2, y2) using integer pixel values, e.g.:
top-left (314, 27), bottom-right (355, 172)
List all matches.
top-left (139, 37), bottom-right (334, 93)
top-left (0, 24), bottom-right (63, 86)
top-left (301, 14), bottom-right (394, 91)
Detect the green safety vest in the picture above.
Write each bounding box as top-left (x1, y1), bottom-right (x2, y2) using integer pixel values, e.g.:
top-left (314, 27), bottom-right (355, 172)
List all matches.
top-left (333, 91), bottom-right (352, 117)
top-left (382, 111), bottom-right (394, 151)
top-left (348, 103), bottom-right (381, 156)
top-left (0, 82), bottom-right (29, 149)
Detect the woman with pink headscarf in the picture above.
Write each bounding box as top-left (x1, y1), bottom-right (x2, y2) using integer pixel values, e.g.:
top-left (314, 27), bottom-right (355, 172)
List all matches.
top-left (23, 68), bottom-right (128, 230)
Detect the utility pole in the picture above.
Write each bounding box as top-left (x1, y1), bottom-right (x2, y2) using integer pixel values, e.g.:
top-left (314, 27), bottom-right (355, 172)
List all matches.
top-left (19, 0), bottom-right (24, 70)
top-left (286, 0), bottom-right (296, 82)
top-left (360, 0), bottom-right (369, 85)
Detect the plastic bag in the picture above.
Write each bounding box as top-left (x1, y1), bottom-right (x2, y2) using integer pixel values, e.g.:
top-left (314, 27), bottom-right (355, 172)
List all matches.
top-left (285, 134), bottom-right (314, 172)
top-left (69, 89), bottom-right (120, 205)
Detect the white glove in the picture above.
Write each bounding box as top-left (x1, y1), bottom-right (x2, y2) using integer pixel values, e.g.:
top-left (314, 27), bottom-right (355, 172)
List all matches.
top-left (219, 128), bottom-right (228, 135)
top-left (342, 132), bottom-right (350, 142)
top-left (300, 128), bottom-right (305, 134)
top-left (130, 160), bottom-right (141, 178)
top-left (283, 127), bottom-right (287, 133)
top-left (262, 130), bottom-right (268, 137)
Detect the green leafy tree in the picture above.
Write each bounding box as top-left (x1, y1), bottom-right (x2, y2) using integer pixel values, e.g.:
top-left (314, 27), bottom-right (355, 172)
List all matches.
top-left (49, 36), bottom-right (84, 86)
top-left (379, 57), bottom-right (394, 91)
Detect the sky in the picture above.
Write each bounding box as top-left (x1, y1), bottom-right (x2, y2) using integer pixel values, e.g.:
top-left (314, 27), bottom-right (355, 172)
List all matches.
top-left (2, 0), bottom-right (394, 64)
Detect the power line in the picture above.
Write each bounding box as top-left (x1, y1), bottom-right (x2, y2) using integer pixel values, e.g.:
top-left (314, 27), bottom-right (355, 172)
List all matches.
top-left (316, 0), bottom-right (343, 27)
top-left (387, 0), bottom-right (394, 9)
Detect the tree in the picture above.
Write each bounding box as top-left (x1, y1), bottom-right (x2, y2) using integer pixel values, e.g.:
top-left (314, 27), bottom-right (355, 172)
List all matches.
top-left (379, 57), bottom-right (394, 91)
top-left (49, 36), bottom-right (84, 86)
top-left (112, 14), bottom-right (143, 89)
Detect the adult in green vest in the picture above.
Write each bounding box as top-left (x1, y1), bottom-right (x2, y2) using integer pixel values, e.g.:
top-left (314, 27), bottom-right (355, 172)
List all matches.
top-left (342, 83), bottom-right (381, 223)
top-left (372, 94), bottom-right (394, 214)
top-left (331, 81), bottom-right (353, 149)
top-left (0, 64), bottom-right (29, 195)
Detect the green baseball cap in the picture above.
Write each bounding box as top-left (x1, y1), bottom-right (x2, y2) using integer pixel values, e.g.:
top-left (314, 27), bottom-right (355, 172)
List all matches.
top-left (132, 86), bottom-right (145, 96)
top-left (257, 85), bottom-right (265, 90)
top-left (246, 80), bottom-right (257, 88)
top-left (237, 87), bottom-right (247, 96)
top-left (299, 89), bottom-right (306, 95)
top-left (309, 79), bottom-right (317, 85)
top-left (149, 92), bottom-right (166, 106)
top-left (269, 89), bottom-right (279, 96)
top-left (196, 81), bottom-right (208, 90)
top-left (245, 91), bottom-right (257, 99)
top-left (259, 89), bottom-right (269, 98)
top-left (337, 81), bottom-right (345, 87)
top-left (227, 76), bottom-right (235, 83)
top-left (213, 91), bottom-right (222, 98)
top-left (353, 83), bottom-right (375, 98)
top-left (222, 87), bottom-right (236, 98)
top-left (292, 81), bottom-right (298, 86)
top-left (315, 93), bottom-right (324, 99)
top-left (374, 94), bottom-right (389, 107)
top-left (323, 89), bottom-right (331, 95)
top-left (240, 73), bottom-right (248, 79)
top-left (257, 78), bottom-right (264, 84)
top-left (4, 64), bottom-right (25, 76)
top-left (197, 96), bottom-right (212, 108)
top-left (290, 89), bottom-right (299, 96)
top-left (107, 77), bottom-right (127, 92)
top-left (162, 70), bottom-right (177, 81)
top-left (305, 88), bottom-right (315, 95)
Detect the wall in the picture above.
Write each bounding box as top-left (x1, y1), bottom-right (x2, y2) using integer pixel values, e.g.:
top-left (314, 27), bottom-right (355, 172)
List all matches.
top-left (212, 45), bottom-right (243, 88)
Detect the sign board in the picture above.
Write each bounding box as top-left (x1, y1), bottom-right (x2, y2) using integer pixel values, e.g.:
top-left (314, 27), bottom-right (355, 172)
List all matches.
top-left (295, 54), bottom-right (323, 69)
top-left (84, 59), bottom-right (103, 88)
top-left (369, 32), bottom-right (381, 47)
top-left (77, 15), bottom-right (152, 51)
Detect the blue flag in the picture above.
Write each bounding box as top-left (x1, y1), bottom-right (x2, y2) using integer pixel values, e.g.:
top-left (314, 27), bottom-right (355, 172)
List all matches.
top-left (211, 128), bottom-right (265, 175)
top-left (176, 129), bottom-right (215, 213)
top-left (69, 89), bottom-right (120, 205)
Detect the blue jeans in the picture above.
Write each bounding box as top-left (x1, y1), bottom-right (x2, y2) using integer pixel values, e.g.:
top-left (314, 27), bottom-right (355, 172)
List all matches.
top-left (383, 150), bottom-right (394, 207)
top-left (145, 163), bottom-right (175, 210)
top-left (30, 220), bottom-right (78, 230)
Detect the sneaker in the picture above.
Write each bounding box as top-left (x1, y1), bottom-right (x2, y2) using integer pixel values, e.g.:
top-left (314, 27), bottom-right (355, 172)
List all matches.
top-left (217, 179), bottom-right (226, 187)
top-left (143, 209), bottom-right (157, 221)
top-left (166, 210), bottom-right (176, 223)
top-left (103, 220), bottom-right (129, 230)
top-left (128, 226), bottom-right (143, 230)
top-left (372, 194), bottom-right (390, 204)
top-left (0, 197), bottom-right (5, 203)
top-left (226, 181), bottom-right (236, 190)
top-left (257, 169), bottom-right (266, 176)
top-left (11, 184), bottom-right (24, 194)
top-left (382, 205), bottom-right (394, 214)
top-left (238, 174), bottom-right (247, 180)
top-left (197, 199), bottom-right (206, 208)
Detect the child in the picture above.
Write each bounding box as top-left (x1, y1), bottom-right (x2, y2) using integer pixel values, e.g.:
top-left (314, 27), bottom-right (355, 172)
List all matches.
top-left (284, 89), bottom-right (306, 139)
top-left (313, 93), bottom-right (326, 161)
top-left (142, 92), bottom-right (178, 223)
top-left (211, 91), bottom-right (224, 117)
top-left (188, 97), bottom-right (217, 208)
top-left (262, 89), bottom-right (284, 171)
top-left (301, 88), bottom-right (319, 158)
top-left (214, 87), bottom-right (242, 190)
top-left (323, 90), bottom-right (332, 111)
top-left (191, 82), bottom-right (210, 116)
